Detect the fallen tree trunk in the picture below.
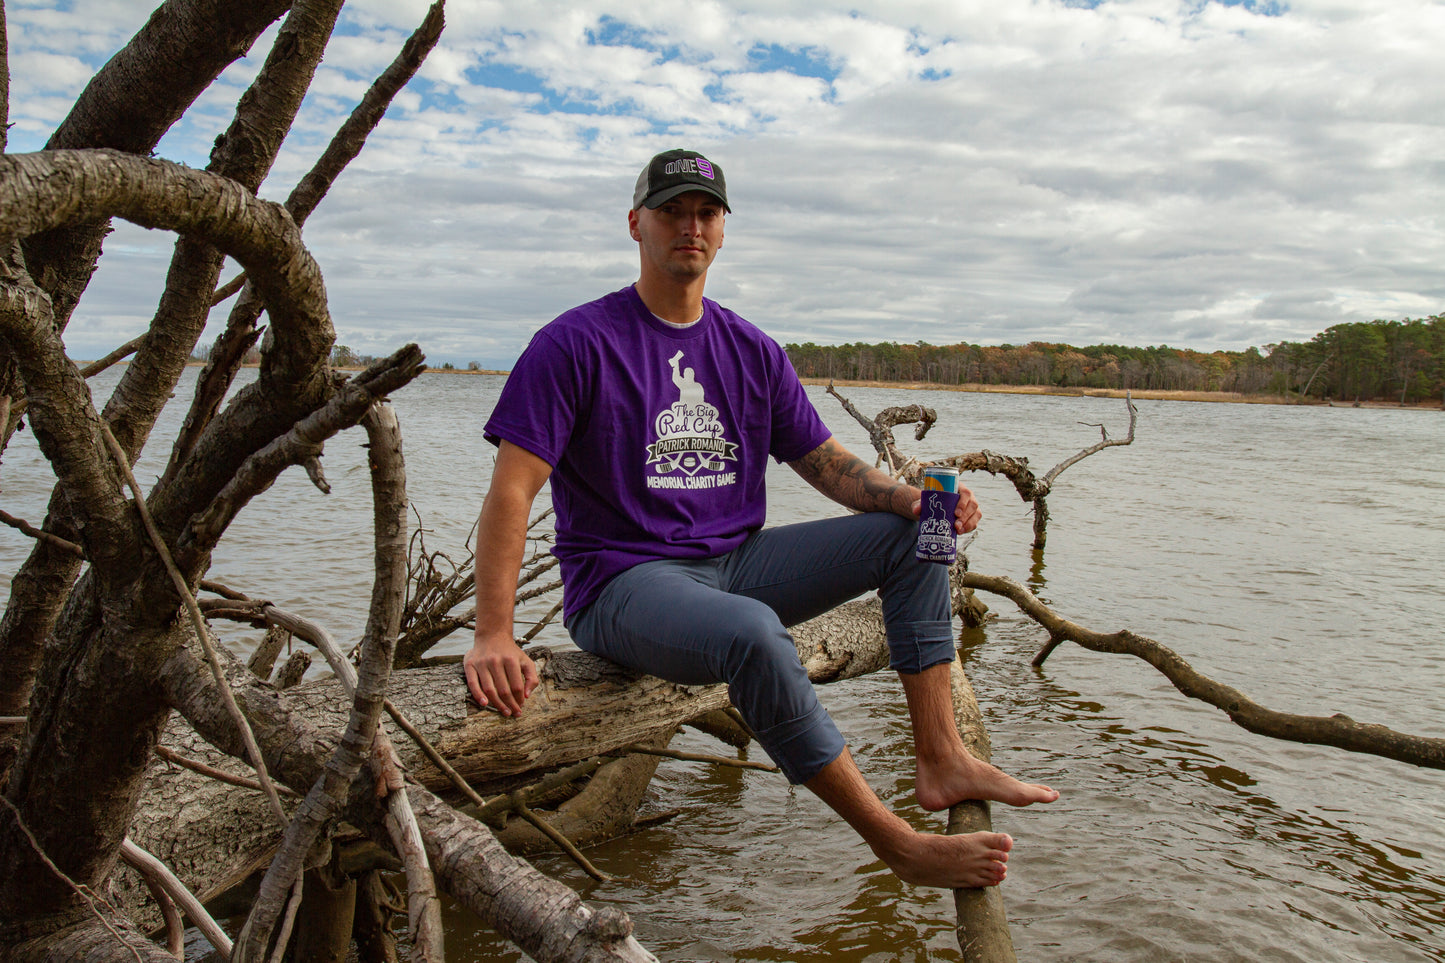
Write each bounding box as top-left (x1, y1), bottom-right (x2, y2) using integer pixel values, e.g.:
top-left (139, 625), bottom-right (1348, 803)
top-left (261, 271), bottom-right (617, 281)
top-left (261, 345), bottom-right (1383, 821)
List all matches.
top-left (156, 635), bottom-right (662, 963)
top-left (114, 591), bottom-right (931, 951)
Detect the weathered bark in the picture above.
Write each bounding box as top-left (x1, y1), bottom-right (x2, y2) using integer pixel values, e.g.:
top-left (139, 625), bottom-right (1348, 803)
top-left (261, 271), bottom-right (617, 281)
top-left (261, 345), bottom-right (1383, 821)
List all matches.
top-left (234, 402), bottom-right (409, 962)
top-left (20, 0), bottom-right (292, 333)
top-left (106, 0), bottom-right (345, 466)
top-left (156, 638), bottom-right (661, 962)
top-left (112, 596), bottom-right (908, 939)
top-left (7, 916), bottom-right (188, 963)
top-left (167, 0), bottom-right (444, 480)
top-left (0, 149), bottom-right (342, 744)
top-left (490, 735), bottom-right (669, 856)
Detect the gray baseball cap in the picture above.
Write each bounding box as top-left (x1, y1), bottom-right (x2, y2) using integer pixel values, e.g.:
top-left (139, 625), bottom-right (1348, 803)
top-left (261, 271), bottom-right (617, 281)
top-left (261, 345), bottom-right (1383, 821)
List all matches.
top-left (632, 148), bottom-right (730, 211)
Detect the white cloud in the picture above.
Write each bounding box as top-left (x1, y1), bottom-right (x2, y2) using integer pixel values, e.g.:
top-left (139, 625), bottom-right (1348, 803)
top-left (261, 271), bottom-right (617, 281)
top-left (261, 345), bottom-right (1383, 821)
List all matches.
top-left (8, 0), bottom-right (1445, 367)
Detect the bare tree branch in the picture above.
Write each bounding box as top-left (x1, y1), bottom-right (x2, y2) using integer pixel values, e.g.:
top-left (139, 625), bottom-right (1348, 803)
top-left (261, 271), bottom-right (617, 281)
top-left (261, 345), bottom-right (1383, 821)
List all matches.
top-left (154, 745), bottom-right (299, 797)
top-left (234, 401), bottom-right (411, 962)
top-left (0, 142), bottom-right (343, 907)
top-left (964, 570), bottom-right (1445, 770)
top-left (79, 337), bottom-right (144, 379)
top-left (119, 838), bottom-right (231, 959)
top-left (0, 274), bottom-right (136, 574)
top-left (0, 510), bottom-right (85, 558)
top-left (106, 0), bottom-right (345, 477)
top-left (179, 346), bottom-right (424, 556)
top-left (22, 0), bottom-right (293, 334)
top-left (824, 382), bottom-right (935, 474)
top-left (0, 796), bottom-right (150, 963)
top-left (1038, 393), bottom-right (1138, 488)
top-left (179, 0), bottom-right (447, 476)
top-left (100, 422), bottom-right (289, 829)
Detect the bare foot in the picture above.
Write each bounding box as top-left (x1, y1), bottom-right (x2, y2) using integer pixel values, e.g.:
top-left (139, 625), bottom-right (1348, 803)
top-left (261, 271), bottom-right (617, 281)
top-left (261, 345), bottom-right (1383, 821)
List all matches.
top-left (916, 749), bottom-right (1059, 812)
top-left (874, 829), bottom-right (1013, 889)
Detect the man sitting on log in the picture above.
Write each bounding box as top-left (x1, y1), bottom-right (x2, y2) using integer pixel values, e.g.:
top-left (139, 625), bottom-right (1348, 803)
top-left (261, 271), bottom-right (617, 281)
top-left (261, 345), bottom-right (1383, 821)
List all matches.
top-left (464, 148), bottom-right (1057, 889)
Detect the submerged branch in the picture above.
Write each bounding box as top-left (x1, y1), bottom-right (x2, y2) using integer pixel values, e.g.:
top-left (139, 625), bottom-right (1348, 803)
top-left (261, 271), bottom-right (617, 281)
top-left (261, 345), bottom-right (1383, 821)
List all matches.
top-left (606, 743), bottom-right (778, 773)
top-left (964, 571), bottom-right (1445, 770)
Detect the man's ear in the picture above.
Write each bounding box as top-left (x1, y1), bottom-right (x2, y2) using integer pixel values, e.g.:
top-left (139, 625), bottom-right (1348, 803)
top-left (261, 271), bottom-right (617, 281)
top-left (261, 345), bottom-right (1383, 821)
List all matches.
top-left (627, 208), bottom-right (641, 241)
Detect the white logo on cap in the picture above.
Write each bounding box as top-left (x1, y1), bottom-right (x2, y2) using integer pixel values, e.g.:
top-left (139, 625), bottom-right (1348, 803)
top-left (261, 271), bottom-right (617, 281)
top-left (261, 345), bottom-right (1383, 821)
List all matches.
top-left (663, 157), bottom-right (714, 180)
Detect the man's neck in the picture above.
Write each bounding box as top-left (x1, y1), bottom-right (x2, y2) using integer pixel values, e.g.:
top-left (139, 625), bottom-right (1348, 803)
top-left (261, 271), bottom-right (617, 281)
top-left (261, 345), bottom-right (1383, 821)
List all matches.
top-left (634, 274), bottom-right (707, 325)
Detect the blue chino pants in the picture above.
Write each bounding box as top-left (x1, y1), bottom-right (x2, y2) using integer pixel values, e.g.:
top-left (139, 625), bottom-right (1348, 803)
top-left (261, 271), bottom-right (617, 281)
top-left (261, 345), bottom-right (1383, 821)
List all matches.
top-left (564, 512), bottom-right (955, 784)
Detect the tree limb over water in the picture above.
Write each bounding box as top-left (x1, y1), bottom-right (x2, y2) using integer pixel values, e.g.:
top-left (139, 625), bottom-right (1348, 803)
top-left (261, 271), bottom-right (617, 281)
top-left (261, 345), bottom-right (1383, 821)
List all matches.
top-left (966, 571), bottom-right (1445, 770)
top-left (827, 384), bottom-right (1137, 548)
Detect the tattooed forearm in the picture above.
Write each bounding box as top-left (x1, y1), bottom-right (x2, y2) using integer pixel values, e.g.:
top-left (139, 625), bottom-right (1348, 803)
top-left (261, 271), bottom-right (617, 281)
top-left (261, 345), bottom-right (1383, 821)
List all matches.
top-left (790, 438), bottom-right (914, 515)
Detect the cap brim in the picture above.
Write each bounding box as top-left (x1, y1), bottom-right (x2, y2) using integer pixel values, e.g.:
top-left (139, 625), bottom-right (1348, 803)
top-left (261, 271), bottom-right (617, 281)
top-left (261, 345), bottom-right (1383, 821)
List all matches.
top-left (642, 183), bottom-right (731, 212)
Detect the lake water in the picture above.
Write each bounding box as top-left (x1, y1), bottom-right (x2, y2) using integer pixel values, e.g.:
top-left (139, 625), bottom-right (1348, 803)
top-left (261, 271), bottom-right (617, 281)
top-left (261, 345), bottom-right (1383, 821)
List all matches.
top-left (2, 369), bottom-right (1441, 962)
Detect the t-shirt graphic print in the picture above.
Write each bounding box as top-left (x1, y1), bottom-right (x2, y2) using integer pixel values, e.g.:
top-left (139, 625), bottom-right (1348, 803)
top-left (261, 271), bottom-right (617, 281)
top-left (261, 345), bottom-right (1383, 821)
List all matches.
top-left (645, 350), bottom-right (740, 491)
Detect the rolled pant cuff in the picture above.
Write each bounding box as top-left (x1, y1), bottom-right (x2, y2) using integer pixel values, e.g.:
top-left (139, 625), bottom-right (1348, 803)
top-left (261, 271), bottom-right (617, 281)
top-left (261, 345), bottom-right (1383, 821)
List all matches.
top-left (751, 701), bottom-right (847, 785)
top-left (885, 621), bottom-right (956, 674)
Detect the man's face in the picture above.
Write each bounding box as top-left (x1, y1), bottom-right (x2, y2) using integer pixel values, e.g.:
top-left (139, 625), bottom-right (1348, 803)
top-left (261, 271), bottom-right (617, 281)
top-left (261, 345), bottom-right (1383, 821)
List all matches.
top-left (629, 191), bottom-right (726, 283)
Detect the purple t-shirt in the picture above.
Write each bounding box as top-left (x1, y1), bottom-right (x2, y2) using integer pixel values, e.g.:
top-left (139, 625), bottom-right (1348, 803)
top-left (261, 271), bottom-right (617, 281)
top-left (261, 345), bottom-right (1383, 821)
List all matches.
top-left (484, 285), bottom-right (832, 618)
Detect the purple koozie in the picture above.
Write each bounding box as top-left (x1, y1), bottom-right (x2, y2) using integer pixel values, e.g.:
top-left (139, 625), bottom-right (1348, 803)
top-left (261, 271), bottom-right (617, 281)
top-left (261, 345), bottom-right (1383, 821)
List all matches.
top-left (916, 490), bottom-right (960, 564)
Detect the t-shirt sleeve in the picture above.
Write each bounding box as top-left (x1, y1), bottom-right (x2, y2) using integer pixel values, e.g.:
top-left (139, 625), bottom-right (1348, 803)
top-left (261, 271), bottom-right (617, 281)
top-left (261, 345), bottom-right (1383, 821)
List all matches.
top-left (483, 329), bottom-right (580, 466)
top-left (766, 339), bottom-right (832, 463)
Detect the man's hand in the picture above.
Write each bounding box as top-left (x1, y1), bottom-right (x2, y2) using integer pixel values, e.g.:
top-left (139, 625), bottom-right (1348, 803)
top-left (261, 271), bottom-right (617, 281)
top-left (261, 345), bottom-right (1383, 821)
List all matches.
top-left (909, 483), bottom-right (983, 534)
top-left (464, 631), bottom-right (540, 717)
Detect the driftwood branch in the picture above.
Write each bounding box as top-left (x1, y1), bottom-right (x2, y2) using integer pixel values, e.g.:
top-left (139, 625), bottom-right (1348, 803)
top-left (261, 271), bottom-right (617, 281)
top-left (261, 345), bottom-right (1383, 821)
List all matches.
top-left (945, 658), bottom-right (1016, 962)
top-left (0, 333), bottom-right (149, 459)
top-left (0, 509), bottom-right (85, 557)
top-left (180, 345), bottom-right (425, 554)
top-left (134, 867), bottom-right (185, 959)
top-left (182, 0), bottom-right (447, 484)
top-left (119, 838), bottom-right (232, 959)
top-left (513, 797), bottom-right (614, 882)
top-left (210, 0), bottom-right (446, 306)
top-left (1038, 393), bottom-right (1138, 489)
top-left (824, 388), bottom-right (1137, 549)
top-left (396, 512), bottom-right (558, 666)
top-left (157, 638), bottom-right (661, 962)
top-left (0, 796), bottom-right (152, 963)
top-left (606, 743), bottom-right (778, 773)
top-left (234, 401), bottom-right (411, 962)
top-left (964, 571), bottom-right (1445, 770)
top-left (154, 745), bottom-right (300, 798)
top-left (79, 337), bottom-right (144, 379)
top-left (100, 422), bottom-right (290, 830)
top-left (825, 382), bottom-right (935, 474)
top-left (246, 403), bottom-right (443, 960)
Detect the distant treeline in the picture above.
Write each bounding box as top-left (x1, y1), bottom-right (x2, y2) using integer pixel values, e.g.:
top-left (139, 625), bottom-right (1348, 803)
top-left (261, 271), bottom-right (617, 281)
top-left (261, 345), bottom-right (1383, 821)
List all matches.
top-left (785, 316), bottom-right (1445, 404)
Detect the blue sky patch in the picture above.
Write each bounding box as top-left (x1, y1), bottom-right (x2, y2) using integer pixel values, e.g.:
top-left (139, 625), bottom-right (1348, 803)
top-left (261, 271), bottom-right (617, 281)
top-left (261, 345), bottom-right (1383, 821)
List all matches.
top-left (466, 61), bottom-right (598, 114)
top-left (745, 43), bottom-right (839, 82)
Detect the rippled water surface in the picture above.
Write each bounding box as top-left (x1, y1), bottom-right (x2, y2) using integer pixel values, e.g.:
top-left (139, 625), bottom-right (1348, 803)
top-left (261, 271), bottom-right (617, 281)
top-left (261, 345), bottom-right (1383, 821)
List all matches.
top-left (3, 371), bottom-right (1441, 962)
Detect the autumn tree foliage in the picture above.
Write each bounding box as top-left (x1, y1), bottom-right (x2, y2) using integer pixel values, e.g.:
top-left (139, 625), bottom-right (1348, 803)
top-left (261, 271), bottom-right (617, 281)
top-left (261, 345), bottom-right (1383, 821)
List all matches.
top-left (786, 316), bottom-right (1445, 404)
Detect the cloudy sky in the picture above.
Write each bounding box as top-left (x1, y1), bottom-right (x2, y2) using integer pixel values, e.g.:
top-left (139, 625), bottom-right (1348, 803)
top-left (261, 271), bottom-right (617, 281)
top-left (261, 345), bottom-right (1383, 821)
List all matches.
top-left (7, 0), bottom-right (1444, 367)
